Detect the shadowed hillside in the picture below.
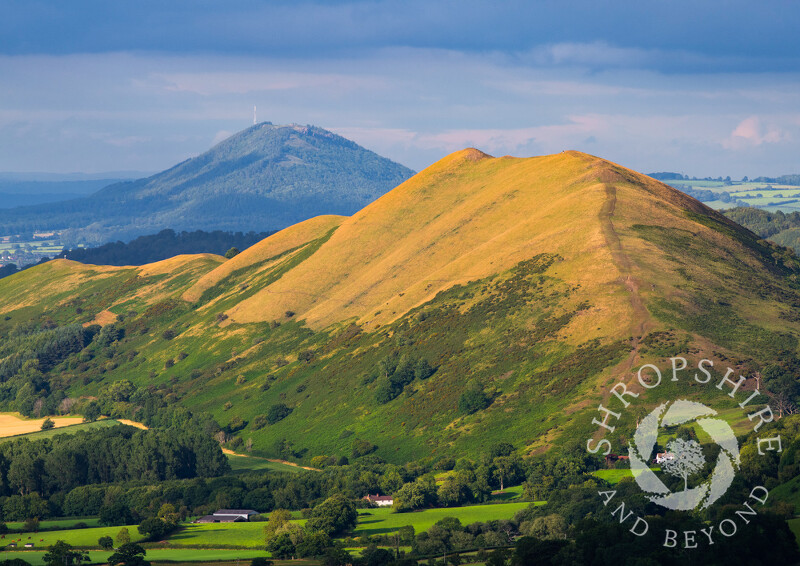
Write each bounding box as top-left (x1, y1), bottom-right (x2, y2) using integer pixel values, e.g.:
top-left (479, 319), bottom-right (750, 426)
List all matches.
top-left (0, 149), bottom-right (798, 463)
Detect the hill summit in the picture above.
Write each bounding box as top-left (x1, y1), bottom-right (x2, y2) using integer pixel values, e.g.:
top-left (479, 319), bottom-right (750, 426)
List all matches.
top-left (0, 123), bottom-right (415, 243)
top-left (0, 149), bottom-right (799, 461)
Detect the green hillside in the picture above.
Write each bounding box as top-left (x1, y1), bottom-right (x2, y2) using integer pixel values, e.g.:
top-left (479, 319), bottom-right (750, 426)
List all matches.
top-left (0, 149), bottom-right (799, 466)
top-left (0, 123), bottom-right (414, 244)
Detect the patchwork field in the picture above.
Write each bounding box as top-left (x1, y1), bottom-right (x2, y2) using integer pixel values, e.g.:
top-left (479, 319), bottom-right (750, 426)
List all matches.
top-left (2, 501), bottom-right (535, 555)
top-left (663, 179), bottom-right (800, 212)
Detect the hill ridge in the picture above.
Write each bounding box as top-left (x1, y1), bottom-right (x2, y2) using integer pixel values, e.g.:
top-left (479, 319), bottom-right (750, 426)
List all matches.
top-left (224, 150), bottom-right (659, 330)
top-left (2, 148), bottom-right (800, 460)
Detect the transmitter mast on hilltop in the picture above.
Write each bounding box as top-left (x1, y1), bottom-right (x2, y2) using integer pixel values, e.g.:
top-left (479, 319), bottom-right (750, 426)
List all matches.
top-left (253, 105), bottom-right (257, 125)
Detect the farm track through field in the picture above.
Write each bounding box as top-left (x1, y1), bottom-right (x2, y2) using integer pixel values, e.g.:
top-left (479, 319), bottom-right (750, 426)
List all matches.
top-left (221, 448), bottom-right (320, 471)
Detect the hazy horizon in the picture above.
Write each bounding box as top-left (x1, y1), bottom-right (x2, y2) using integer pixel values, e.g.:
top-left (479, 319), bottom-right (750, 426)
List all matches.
top-left (1, 2), bottom-right (799, 178)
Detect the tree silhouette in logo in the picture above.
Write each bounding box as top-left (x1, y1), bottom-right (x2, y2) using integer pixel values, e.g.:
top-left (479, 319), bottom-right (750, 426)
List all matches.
top-left (661, 438), bottom-right (705, 491)
top-left (628, 400), bottom-right (739, 510)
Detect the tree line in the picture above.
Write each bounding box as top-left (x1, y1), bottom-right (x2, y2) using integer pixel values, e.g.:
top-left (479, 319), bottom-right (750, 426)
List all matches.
top-left (61, 229), bottom-right (274, 266)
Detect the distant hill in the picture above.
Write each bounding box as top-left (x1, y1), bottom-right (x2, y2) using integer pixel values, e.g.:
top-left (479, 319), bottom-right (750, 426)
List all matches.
top-left (1, 149), bottom-right (799, 463)
top-left (0, 124), bottom-right (414, 244)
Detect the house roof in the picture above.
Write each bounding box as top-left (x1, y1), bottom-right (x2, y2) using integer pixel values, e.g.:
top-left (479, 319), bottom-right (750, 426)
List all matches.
top-left (213, 509), bottom-right (259, 515)
top-left (364, 494), bottom-right (393, 502)
top-left (196, 514), bottom-right (243, 523)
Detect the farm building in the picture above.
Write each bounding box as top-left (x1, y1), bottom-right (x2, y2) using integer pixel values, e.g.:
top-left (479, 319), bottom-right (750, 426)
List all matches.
top-left (363, 494), bottom-right (394, 507)
top-left (655, 452), bottom-right (675, 464)
top-left (604, 453), bottom-right (629, 467)
top-left (194, 509), bottom-right (260, 523)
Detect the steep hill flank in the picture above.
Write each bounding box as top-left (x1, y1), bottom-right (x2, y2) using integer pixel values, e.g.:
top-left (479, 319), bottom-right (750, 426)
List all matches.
top-left (183, 215), bottom-right (346, 303)
top-left (224, 150), bottom-right (766, 338)
top-left (1, 149), bottom-right (799, 462)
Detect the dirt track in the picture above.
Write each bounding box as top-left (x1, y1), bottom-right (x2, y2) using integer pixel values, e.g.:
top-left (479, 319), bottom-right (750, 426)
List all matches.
top-left (599, 183), bottom-right (651, 371)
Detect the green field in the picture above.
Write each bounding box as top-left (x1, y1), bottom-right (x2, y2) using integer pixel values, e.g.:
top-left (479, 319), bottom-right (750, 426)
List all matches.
top-left (5, 518), bottom-right (101, 531)
top-left (353, 502), bottom-right (538, 536)
top-left (769, 475), bottom-right (800, 513)
top-left (4, 525), bottom-right (144, 549)
top-left (226, 454), bottom-right (306, 474)
top-left (592, 468), bottom-right (661, 485)
top-left (489, 485), bottom-right (523, 502)
top-left (0, 549), bottom-right (276, 566)
top-left (3, 502), bottom-right (536, 553)
top-left (165, 522), bottom-right (279, 549)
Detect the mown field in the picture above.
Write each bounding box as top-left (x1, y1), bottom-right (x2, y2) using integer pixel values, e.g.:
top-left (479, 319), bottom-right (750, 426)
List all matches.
top-left (2, 525), bottom-right (144, 548)
top-left (592, 468), bottom-right (661, 485)
top-left (166, 521), bottom-right (287, 548)
top-left (353, 501), bottom-right (537, 537)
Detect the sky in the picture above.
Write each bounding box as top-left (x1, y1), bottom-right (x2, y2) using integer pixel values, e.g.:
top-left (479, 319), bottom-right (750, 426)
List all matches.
top-left (1, 1), bottom-right (799, 177)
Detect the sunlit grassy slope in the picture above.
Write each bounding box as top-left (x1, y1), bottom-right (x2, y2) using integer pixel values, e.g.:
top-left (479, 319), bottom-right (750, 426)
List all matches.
top-left (183, 214), bottom-right (346, 302)
top-left (2, 149), bottom-right (800, 463)
top-left (228, 149), bottom-right (630, 334)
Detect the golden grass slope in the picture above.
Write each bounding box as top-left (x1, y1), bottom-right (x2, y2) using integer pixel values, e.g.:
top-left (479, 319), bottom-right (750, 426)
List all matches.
top-left (182, 215), bottom-right (346, 302)
top-left (137, 253), bottom-right (225, 277)
top-left (0, 259), bottom-right (129, 311)
top-left (0, 253), bottom-right (224, 316)
top-left (226, 149), bottom-right (648, 338)
top-left (3, 148), bottom-right (768, 358)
